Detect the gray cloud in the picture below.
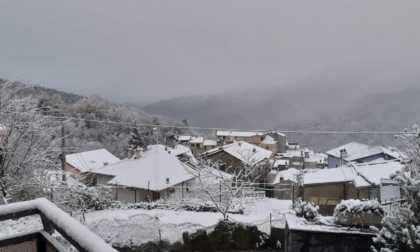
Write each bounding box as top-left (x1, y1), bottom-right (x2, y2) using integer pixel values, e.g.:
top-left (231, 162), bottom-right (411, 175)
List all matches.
top-left (0, 0), bottom-right (419, 103)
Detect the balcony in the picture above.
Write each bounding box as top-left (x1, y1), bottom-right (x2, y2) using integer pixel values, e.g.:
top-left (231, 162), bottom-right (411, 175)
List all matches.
top-left (0, 198), bottom-right (116, 252)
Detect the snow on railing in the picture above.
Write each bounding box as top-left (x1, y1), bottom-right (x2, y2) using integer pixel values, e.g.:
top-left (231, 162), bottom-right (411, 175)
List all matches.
top-left (0, 198), bottom-right (116, 252)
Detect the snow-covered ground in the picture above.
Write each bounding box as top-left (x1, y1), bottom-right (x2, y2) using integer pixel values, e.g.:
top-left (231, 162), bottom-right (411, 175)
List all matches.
top-left (0, 198), bottom-right (292, 248)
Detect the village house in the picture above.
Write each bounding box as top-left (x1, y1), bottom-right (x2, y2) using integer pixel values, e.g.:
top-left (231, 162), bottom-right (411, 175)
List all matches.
top-left (265, 167), bottom-right (300, 200)
top-left (260, 135), bottom-right (278, 153)
top-left (65, 149), bottom-right (121, 176)
top-left (216, 130), bottom-right (266, 146)
top-left (325, 142), bottom-right (403, 168)
top-left (189, 136), bottom-right (204, 156)
top-left (164, 135), bottom-right (192, 148)
top-left (303, 160), bottom-right (403, 215)
top-left (91, 148), bottom-right (195, 203)
top-left (275, 146), bottom-right (327, 169)
top-left (200, 141), bottom-right (273, 179)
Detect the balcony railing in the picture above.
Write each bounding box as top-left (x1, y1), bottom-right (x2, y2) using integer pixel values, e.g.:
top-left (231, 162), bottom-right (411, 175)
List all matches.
top-left (0, 198), bottom-right (116, 252)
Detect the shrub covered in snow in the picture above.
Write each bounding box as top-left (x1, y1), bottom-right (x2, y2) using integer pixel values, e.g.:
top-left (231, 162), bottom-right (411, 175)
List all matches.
top-left (333, 199), bottom-right (385, 216)
top-left (293, 198), bottom-right (319, 220)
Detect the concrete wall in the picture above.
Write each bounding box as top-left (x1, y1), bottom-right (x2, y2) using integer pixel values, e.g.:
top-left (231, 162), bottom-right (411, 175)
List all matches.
top-left (285, 223), bottom-right (375, 252)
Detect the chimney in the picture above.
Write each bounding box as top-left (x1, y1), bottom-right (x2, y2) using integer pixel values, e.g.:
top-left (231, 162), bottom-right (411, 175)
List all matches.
top-left (103, 162), bottom-right (109, 166)
top-left (305, 151), bottom-right (309, 158)
top-left (238, 141), bottom-right (242, 147)
top-left (280, 176), bottom-right (284, 182)
top-left (166, 178), bottom-right (170, 184)
top-left (253, 148), bottom-right (256, 153)
top-left (340, 149), bottom-right (347, 158)
top-left (135, 147), bottom-right (142, 159)
top-left (127, 148), bottom-right (133, 159)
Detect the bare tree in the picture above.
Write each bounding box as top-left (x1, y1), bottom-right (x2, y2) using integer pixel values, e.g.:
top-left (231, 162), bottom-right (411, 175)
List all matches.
top-left (0, 81), bottom-right (61, 204)
top-left (169, 151), bottom-right (266, 220)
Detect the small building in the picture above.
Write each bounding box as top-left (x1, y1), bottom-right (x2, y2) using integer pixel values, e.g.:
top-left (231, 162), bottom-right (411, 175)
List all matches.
top-left (91, 149), bottom-right (195, 203)
top-left (200, 141), bottom-right (273, 179)
top-left (285, 214), bottom-right (376, 252)
top-left (266, 168), bottom-right (300, 199)
top-left (65, 149), bottom-right (121, 176)
top-left (303, 160), bottom-right (403, 215)
top-left (189, 136), bottom-right (204, 156)
top-left (164, 135), bottom-right (192, 148)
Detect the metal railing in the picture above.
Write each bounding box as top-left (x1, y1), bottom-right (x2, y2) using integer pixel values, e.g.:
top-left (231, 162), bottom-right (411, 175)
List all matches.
top-left (0, 198), bottom-right (116, 252)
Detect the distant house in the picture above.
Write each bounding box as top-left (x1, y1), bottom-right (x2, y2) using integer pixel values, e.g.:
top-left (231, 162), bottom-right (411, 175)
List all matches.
top-left (325, 142), bottom-right (403, 168)
top-left (216, 130), bottom-right (266, 146)
top-left (91, 149), bottom-right (195, 203)
top-left (303, 160), bottom-right (403, 215)
top-left (272, 159), bottom-right (289, 171)
top-left (275, 148), bottom-right (326, 169)
top-left (266, 168), bottom-right (300, 199)
top-left (200, 141), bottom-right (273, 178)
top-left (65, 149), bottom-right (121, 176)
top-left (203, 139), bottom-right (217, 151)
top-left (164, 135), bottom-right (192, 148)
top-left (189, 136), bottom-right (204, 156)
top-left (260, 135), bottom-right (278, 153)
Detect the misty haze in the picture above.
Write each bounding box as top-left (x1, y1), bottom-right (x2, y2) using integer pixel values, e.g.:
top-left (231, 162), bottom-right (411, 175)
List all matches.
top-left (0, 1), bottom-right (419, 251)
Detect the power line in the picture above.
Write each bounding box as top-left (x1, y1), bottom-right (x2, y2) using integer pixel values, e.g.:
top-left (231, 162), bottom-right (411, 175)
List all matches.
top-left (43, 115), bottom-right (409, 135)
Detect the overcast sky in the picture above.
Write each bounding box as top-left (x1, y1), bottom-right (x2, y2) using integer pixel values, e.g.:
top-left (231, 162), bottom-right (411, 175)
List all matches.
top-left (1, 0), bottom-right (419, 104)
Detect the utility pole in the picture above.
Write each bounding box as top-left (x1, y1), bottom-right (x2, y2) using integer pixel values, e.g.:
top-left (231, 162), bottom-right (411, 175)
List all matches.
top-left (61, 124), bottom-right (66, 181)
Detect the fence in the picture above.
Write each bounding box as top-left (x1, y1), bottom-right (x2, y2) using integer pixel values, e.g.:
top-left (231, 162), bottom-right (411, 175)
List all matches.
top-left (77, 211), bottom-right (286, 251)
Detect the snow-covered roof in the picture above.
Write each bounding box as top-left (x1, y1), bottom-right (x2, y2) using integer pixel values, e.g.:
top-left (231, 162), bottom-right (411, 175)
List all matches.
top-left (353, 161), bottom-right (403, 185)
top-left (304, 166), bottom-right (371, 188)
top-left (326, 142), bottom-right (384, 161)
top-left (272, 168), bottom-right (300, 184)
top-left (285, 214), bottom-right (376, 235)
top-left (203, 140), bottom-right (217, 146)
top-left (178, 135), bottom-right (191, 141)
top-left (273, 159), bottom-right (289, 167)
top-left (190, 137), bottom-right (204, 143)
top-left (171, 144), bottom-right (191, 156)
top-left (304, 160), bottom-right (403, 188)
top-left (216, 130), bottom-right (265, 137)
top-left (261, 135), bottom-right (277, 145)
top-left (93, 149), bottom-right (194, 191)
top-left (201, 141), bottom-right (272, 166)
top-left (66, 149), bottom-right (121, 173)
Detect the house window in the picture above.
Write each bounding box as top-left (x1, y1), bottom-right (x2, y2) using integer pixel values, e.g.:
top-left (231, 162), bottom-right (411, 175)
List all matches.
top-left (265, 146), bottom-right (269, 150)
top-left (169, 188), bottom-right (175, 194)
top-left (196, 143), bottom-right (200, 149)
top-left (191, 144), bottom-right (194, 147)
top-left (219, 163), bottom-right (226, 172)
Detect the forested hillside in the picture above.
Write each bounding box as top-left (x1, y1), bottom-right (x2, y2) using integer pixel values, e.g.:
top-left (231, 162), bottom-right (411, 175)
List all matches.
top-left (0, 79), bottom-right (191, 159)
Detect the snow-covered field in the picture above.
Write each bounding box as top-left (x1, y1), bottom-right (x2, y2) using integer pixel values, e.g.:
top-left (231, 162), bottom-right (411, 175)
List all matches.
top-left (0, 198), bottom-right (292, 248)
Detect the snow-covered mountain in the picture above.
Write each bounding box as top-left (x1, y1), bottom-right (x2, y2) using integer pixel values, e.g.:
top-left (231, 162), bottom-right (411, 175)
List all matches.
top-left (141, 62), bottom-right (420, 149)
